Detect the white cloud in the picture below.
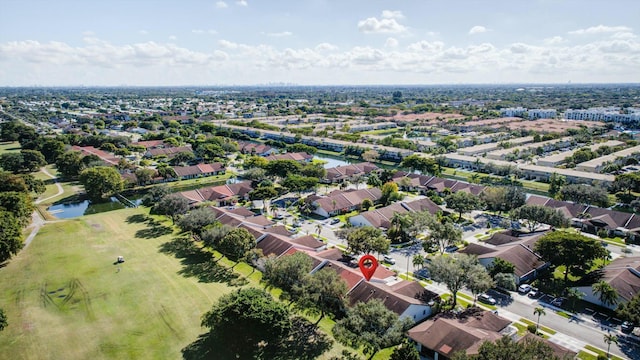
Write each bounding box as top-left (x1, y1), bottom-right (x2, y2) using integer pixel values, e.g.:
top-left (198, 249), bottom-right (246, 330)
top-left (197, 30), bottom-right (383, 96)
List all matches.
top-left (612, 32), bottom-right (637, 39)
top-left (1, 35), bottom-right (640, 85)
top-left (315, 43), bottom-right (338, 52)
top-left (168, 35), bottom-right (177, 41)
top-left (381, 10), bottom-right (404, 19)
top-left (358, 12), bottom-right (407, 34)
top-left (215, 1), bottom-right (228, 8)
top-left (139, 30), bottom-right (149, 35)
top-left (544, 36), bottom-right (565, 45)
top-left (264, 31), bottom-right (292, 37)
top-left (385, 37), bottom-right (399, 48)
top-left (236, 0), bottom-right (248, 6)
top-left (468, 26), bottom-right (487, 35)
top-left (569, 25), bottom-right (632, 35)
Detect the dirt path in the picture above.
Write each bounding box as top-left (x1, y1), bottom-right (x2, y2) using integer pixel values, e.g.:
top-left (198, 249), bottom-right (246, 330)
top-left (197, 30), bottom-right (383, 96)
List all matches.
top-left (24, 167), bottom-right (65, 248)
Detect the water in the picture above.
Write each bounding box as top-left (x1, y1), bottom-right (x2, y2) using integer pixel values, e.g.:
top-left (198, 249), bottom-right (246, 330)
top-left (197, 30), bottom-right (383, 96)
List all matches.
top-left (314, 153), bottom-right (358, 168)
top-left (47, 196), bottom-right (142, 219)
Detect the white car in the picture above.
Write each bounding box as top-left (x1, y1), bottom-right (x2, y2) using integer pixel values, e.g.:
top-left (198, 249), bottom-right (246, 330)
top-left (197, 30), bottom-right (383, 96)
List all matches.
top-left (382, 255), bottom-right (396, 265)
top-left (518, 284), bottom-right (532, 294)
top-left (478, 293), bottom-right (497, 305)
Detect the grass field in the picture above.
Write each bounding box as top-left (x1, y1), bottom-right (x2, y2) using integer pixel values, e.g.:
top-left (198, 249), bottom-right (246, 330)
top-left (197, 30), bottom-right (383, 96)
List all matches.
top-left (0, 206), bottom-right (373, 359)
top-left (0, 140), bottom-right (20, 154)
top-left (0, 208), bottom-right (239, 360)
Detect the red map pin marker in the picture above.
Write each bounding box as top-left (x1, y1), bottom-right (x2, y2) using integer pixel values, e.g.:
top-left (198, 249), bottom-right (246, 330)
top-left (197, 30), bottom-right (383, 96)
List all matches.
top-left (358, 254), bottom-right (378, 281)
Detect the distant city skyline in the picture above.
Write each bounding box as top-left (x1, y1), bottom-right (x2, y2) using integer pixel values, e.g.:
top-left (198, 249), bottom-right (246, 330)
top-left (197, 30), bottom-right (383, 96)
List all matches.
top-left (1, 0), bottom-right (639, 86)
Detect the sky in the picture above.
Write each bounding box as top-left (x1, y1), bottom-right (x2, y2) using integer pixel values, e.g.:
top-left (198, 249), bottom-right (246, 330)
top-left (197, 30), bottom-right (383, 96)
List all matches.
top-left (1, 0), bottom-right (639, 86)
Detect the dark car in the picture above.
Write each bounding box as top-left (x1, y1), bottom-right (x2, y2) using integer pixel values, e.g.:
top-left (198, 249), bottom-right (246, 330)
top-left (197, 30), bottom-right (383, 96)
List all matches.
top-left (330, 218), bottom-right (340, 225)
top-left (622, 321), bottom-right (635, 333)
top-left (413, 269), bottom-right (430, 280)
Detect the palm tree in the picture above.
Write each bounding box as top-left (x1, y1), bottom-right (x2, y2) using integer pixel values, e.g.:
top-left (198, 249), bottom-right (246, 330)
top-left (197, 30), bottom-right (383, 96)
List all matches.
top-left (315, 223), bottom-right (322, 236)
top-left (592, 281), bottom-right (619, 308)
top-left (603, 333), bottom-right (618, 359)
top-left (533, 307), bottom-right (546, 332)
top-left (412, 254), bottom-right (425, 270)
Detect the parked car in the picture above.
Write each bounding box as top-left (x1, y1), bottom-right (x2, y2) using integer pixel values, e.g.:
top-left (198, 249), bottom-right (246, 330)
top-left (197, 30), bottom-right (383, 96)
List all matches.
top-left (330, 218), bottom-right (340, 225)
top-left (518, 284), bottom-right (532, 294)
top-left (382, 255), bottom-right (396, 265)
top-left (551, 297), bottom-right (566, 307)
top-left (527, 288), bottom-right (542, 298)
top-left (622, 321), bottom-right (635, 333)
top-left (413, 269), bottom-right (430, 280)
top-left (444, 245), bottom-right (459, 253)
top-left (478, 293), bottom-right (497, 305)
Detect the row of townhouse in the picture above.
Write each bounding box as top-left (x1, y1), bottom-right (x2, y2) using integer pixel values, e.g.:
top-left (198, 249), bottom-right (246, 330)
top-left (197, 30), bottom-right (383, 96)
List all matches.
top-left (526, 195), bottom-right (640, 240)
top-left (203, 206), bottom-right (441, 324)
top-left (308, 188), bottom-right (383, 218)
top-left (349, 198), bottom-right (443, 230)
top-left (322, 162), bottom-right (381, 184)
top-left (391, 171), bottom-right (486, 196)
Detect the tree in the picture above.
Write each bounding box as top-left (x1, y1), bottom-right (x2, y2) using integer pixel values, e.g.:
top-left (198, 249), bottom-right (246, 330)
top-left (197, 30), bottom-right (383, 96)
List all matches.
top-left (38, 138), bottom-right (66, 164)
top-left (0, 171), bottom-right (28, 193)
top-left (168, 151), bottom-right (195, 166)
top-left (548, 172), bottom-right (566, 198)
top-left (426, 221), bottom-right (462, 254)
top-left (154, 193), bottom-right (189, 224)
top-left (200, 225), bottom-right (234, 250)
top-left (361, 149), bottom-right (380, 163)
top-left (494, 272), bottom-right (516, 291)
top-left (345, 226), bottom-right (390, 255)
top-left (200, 287), bottom-right (292, 359)
top-left (296, 268), bottom-right (348, 324)
top-left (332, 299), bottom-right (413, 360)
top-left (603, 333), bottom-right (618, 360)
top-left (265, 159), bottom-right (302, 178)
top-left (503, 186), bottom-right (526, 211)
top-left (216, 228), bottom-right (255, 267)
top-left (511, 204), bottom-right (568, 232)
top-left (467, 269), bottom-right (495, 304)
top-left (134, 168), bottom-right (157, 185)
top-left (79, 166), bottom-right (124, 201)
top-left (533, 307), bottom-right (546, 332)
top-left (177, 207), bottom-right (218, 236)
top-left (243, 155), bottom-right (269, 169)
top-left (390, 340), bottom-right (420, 360)
top-left (282, 174), bottom-right (319, 193)
top-left (0, 152), bottom-right (24, 173)
top-left (427, 253), bottom-right (484, 306)
top-left (380, 181), bottom-right (403, 206)
top-left (387, 212), bottom-right (412, 244)
top-left (20, 149), bottom-right (47, 172)
top-left (592, 281), bottom-right (619, 308)
top-left (487, 258), bottom-right (516, 277)
top-left (534, 231), bottom-right (608, 283)
top-left (361, 198), bottom-right (374, 211)
top-left (560, 184), bottom-right (610, 207)
top-left (412, 254), bottom-right (425, 270)
top-left (141, 185), bottom-right (171, 207)
top-left (55, 150), bottom-right (85, 179)
top-left (248, 185), bottom-right (278, 201)
top-left (0, 211), bottom-right (23, 263)
top-left (617, 292), bottom-right (640, 325)
top-left (263, 252), bottom-right (313, 301)
top-left (452, 336), bottom-right (564, 360)
top-left (367, 173), bottom-right (382, 187)
top-left (0, 308), bottom-right (7, 332)
top-left (0, 191), bottom-right (35, 226)
top-left (445, 191), bottom-right (483, 221)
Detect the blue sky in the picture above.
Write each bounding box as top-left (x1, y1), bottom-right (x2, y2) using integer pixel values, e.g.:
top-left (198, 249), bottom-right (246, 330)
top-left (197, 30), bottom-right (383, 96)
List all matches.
top-left (1, 0), bottom-right (639, 86)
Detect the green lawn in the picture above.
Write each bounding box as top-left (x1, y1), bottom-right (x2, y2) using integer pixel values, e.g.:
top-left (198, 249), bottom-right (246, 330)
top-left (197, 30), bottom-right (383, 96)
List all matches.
top-left (519, 318), bottom-right (557, 335)
top-left (0, 207), bottom-right (364, 359)
top-left (0, 140), bottom-right (20, 154)
top-left (584, 345), bottom-right (625, 360)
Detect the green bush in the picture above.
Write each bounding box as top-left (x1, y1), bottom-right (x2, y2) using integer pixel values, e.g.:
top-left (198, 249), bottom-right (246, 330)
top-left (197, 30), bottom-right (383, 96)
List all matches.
top-left (597, 355), bottom-right (608, 360)
top-left (527, 324), bottom-right (537, 334)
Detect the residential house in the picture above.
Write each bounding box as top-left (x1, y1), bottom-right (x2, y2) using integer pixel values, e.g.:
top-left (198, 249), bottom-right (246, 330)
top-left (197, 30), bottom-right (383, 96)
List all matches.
top-left (460, 231), bottom-right (549, 285)
top-left (312, 188), bottom-right (383, 218)
top-left (172, 163), bottom-right (225, 180)
top-left (408, 309), bottom-right (515, 360)
top-left (236, 140), bottom-right (276, 156)
top-left (71, 146), bottom-right (120, 166)
top-left (322, 162), bottom-right (380, 184)
top-left (177, 181), bottom-right (253, 206)
top-left (349, 198), bottom-right (442, 229)
top-left (574, 257), bottom-right (640, 310)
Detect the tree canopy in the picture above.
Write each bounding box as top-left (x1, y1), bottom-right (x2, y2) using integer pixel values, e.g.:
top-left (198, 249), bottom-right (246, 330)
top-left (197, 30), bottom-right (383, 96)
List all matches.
top-left (445, 191), bottom-right (483, 221)
top-left (452, 336), bottom-right (565, 360)
top-left (511, 204), bottom-right (568, 232)
top-left (345, 226), bottom-right (390, 255)
top-left (79, 166), bottom-right (124, 201)
top-left (199, 287), bottom-right (292, 359)
top-left (425, 221), bottom-right (462, 254)
top-left (217, 228), bottom-right (255, 264)
top-left (332, 299), bottom-right (413, 360)
top-left (153, 193), bottom-right (190, 224)
top-left (560, 184), bottom-right (610, 207)
top-left (617, 292), bottom-right (640, 324)
top-left (0, 211), bottom-right (23, 263)
top-left (295, 268), bottom-right (348, 323)
top-left (427, 253), bottom-right (487, 306)
top-left (263, 252), bottom-right (313, 301)
top-left (534, 231), bottom-right (608, 283)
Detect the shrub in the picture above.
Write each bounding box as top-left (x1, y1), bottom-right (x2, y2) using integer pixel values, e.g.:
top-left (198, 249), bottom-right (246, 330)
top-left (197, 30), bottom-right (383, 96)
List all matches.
top-left (527, 324), bottom-right (537, 334)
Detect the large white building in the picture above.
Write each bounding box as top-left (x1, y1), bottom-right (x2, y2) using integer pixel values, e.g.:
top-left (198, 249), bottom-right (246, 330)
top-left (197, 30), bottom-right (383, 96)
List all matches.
top-left (564, 107), bottom-right (640, 124)
top-left (527, 109), bottom-right (557, 120)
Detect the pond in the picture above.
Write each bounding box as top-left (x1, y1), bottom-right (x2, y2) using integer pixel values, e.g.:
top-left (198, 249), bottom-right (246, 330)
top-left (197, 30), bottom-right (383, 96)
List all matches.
top-left (47, 196), bottom-right (142, 219)
top-left (313, 153), bottom-right (359, 168)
